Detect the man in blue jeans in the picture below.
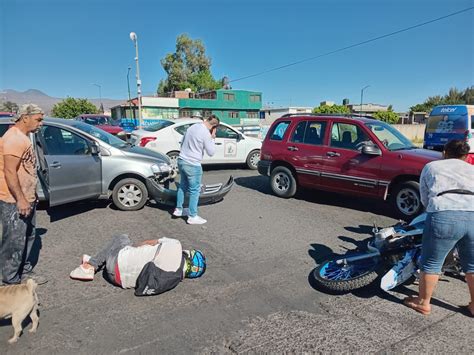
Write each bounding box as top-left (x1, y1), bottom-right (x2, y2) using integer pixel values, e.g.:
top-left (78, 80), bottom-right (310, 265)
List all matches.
top-left (173, 115), bottom-right (219, 224)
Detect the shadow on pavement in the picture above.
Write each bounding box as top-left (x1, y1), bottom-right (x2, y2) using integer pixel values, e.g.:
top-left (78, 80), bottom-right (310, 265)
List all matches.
top-left (234, 176), bottom-right (396, 219)
top-left (46, 200), bottom-right (110, 222)
top-left (25, 227), bottom-right (48, 272)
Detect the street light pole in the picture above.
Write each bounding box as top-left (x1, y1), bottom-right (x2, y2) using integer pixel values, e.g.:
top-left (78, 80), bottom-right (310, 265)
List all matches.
top-left (126, 67), bottom-right (134, 118)
top-left (93, 83), bottom-right (103, 113)
top-left (129, 32), bottom-right (143, 128)
top-left (360, 85), bottom-right (370, 116)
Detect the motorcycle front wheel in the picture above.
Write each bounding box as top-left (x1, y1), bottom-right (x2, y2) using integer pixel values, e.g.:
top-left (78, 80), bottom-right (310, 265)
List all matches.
top-left (314, 255), bottom-right (382, 293)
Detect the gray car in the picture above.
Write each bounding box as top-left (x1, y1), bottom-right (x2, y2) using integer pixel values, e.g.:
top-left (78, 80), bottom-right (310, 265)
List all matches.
top-left (0, 117), bottom-right (175, 211)
top-left (0, 117), bottom-right (234, 211)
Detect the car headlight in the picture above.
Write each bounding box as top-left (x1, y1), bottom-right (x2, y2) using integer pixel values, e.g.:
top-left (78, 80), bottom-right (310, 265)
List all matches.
top-left (151, 163), bottom-right (172, 174)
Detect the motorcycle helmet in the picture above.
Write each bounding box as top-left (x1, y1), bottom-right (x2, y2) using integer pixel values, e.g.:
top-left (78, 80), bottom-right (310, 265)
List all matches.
top-left (183, 249), bottom-right (206, 278)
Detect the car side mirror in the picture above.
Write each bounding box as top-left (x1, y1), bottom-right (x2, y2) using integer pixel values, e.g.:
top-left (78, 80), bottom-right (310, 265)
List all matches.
top-left (236, 133), bottom-right (243, 142)
top-left (362, 144), bottom-right (382, 156)
top-left (90, 142), bottom-right (100, 155)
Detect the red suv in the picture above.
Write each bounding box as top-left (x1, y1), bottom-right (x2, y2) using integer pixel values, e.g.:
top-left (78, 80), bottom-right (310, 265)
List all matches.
top-left (257, 115), bottom-right (442, 218)
top-left (75, 114), bottom-right (124, 136)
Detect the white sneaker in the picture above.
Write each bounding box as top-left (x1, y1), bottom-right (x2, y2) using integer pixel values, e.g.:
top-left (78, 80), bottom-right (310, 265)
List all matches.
top-left (82, 254), bottom-right (91, 264)
top-left (70, 265), bottom-right (94, 281)
top-left (173, 208), bottom-right (189, 217)
top-left (187, 215), bottom-right (207, 225)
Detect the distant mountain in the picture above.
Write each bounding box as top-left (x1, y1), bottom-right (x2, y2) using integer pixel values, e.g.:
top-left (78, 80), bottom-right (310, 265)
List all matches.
top-left (0, 89), bottom-right (125, 115)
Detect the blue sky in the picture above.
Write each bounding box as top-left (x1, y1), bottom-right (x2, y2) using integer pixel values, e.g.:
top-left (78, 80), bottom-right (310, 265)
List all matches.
top-left (1, 0), bottom-right (473, 111)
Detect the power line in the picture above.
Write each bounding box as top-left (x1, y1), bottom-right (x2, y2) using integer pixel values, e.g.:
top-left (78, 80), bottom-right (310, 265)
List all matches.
top-left (230, 7), bottom-right (474, 83)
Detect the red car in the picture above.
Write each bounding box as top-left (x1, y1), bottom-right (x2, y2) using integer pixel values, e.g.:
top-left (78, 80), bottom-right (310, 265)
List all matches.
top-left (75, 114), bottom-right (124, 136)
top-left (257, 114), bottom-right (442, 218)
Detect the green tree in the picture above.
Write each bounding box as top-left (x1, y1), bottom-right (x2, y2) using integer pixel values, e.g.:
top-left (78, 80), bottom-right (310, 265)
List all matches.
top-left (157, 34), bottom-right (222, 95)
top-left (51, 97), bottom-right (97, 118)
top-left (1, 101), bottom-right (19, 112)
top-left (312, 104), bottom-right (350, 114)
top-left (410, 87), bottom-right (473, 113)
top-left (373, 110), bottom-right (400, 124)
top-left (462, 86), bottom-right (474, 105)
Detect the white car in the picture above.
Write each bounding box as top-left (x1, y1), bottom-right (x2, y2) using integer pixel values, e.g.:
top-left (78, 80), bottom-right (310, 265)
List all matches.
top-left (130, 118), bottom-right (262, 169)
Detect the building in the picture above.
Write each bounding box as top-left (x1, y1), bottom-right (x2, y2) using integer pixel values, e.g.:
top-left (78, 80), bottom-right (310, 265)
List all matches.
top-left (259, 106), bottom-right (313, 125)
top-left (110, 96), bottom-right (179, 122)
top-left (347, 103), bottom-right (388, 115)
top-left (178, 89), bottom-right (262, 125)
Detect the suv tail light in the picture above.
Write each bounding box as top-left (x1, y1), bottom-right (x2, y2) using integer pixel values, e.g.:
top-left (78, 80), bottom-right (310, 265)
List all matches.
top-left (139, 137), bottom-right (157, 147)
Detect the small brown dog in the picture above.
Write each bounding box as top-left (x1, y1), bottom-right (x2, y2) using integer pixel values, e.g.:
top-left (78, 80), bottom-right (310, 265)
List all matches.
top-left (0, 279), bottom-right (39, 344)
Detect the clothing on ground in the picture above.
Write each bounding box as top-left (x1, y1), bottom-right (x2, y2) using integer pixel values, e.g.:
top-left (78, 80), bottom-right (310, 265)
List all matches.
top-left (117, 237), bottom-right (184, 289)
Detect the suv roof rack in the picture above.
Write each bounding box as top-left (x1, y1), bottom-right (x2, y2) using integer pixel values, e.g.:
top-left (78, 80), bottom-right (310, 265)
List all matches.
top-left (280, 113), bottom-right (376, 120)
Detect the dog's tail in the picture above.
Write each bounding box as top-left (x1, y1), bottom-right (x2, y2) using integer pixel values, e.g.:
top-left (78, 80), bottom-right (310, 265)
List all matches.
top-left (25, 278), bottom-right (38, 293)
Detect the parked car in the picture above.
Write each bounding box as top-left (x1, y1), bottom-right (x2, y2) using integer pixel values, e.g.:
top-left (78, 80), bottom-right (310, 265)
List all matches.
top-left (0, 118), bottom-right (232, 211)
top-left (257, 114), bottom-right (442, 218)
top-left (0, 112), bottom-right (15, 118)
top-left (130, 118), bottom-right (262, 170)
top-left (75, 114), bottom-right (124, 136)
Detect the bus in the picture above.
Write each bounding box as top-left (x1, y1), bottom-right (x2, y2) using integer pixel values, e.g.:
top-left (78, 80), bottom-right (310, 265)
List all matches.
top-left (424, 105), bottom-right (474, 163)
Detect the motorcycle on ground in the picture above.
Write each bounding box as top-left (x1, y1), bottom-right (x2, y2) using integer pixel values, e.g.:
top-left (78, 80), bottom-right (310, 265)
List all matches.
top-left (313, 213), bottom-right (463, 293)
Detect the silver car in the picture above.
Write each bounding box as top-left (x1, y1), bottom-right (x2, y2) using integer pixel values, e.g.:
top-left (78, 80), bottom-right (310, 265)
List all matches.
top-left (0, 118), bottom-right (174, 211)
top-left (0, 117), bottom-right (233, 211)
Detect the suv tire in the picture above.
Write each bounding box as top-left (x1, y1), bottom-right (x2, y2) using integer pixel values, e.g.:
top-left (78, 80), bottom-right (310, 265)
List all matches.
top-left (246, 150), bottom-right (260, 170)
top-left (112, 178), bottom-right (148, 211)
top-left (270, 166), bottom-right (297, 198)
top-left (391, 181), bottom-right (422, 219)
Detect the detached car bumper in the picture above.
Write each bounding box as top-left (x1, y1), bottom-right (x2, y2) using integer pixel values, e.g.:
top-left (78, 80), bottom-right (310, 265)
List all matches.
top-left (146, 176), bottom-right (234, 206)
top-left (257, 159), bottom-right (271, 176)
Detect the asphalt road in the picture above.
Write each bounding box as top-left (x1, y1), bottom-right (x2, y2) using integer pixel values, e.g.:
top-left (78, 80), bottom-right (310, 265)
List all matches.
top-left (1, 167), bottom-right (472, 353)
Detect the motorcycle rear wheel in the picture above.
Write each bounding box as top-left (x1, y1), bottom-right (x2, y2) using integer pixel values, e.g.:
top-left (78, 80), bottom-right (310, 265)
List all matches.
top-left (314, 255), bottom-right (382, 293)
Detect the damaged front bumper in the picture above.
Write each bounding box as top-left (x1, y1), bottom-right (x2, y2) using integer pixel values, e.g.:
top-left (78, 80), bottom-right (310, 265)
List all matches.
top-left (146, 176), bottom-right (234, 206)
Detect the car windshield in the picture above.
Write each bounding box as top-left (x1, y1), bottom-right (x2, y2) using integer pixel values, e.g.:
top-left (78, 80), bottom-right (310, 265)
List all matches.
top-left (425, 114), bottom-right (468, 133)
top-left (365, 121), bottom-right (415, 151)
top-left (83, 117), bottom-right (109, 125)
top-left (144, 119), bottom-right (174, 132)
top-left (73, 121), bottom-right (128, 148)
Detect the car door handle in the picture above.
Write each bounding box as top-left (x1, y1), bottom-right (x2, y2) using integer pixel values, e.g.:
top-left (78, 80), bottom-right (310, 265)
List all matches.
top-left (287, 146), bottom-right (299, 151)
top-left (326, 151), bottom-right (340, 157)
top-left (215, 142), bottom-right (223, 145)
top-left (50, 161), bottom-right (61, 168)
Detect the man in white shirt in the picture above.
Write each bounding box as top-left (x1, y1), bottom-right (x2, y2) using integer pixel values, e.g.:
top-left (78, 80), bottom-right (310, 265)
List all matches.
top-left (173, 115), bottom-right (220, 224)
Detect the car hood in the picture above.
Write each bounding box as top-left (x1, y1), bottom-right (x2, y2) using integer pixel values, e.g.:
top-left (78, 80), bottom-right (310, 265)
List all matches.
top-left (120, 145), bottom-right (171, 164)
top-left (395, 148), bottom-right (442, 163)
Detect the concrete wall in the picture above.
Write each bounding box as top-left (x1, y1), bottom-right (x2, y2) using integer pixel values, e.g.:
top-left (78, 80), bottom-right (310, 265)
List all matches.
top-left (393, 124), bottom-right (425, 140)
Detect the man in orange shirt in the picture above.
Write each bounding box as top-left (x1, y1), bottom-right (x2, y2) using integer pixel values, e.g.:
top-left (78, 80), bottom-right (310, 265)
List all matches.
top-left (0, 104), bottom-right (45, 285)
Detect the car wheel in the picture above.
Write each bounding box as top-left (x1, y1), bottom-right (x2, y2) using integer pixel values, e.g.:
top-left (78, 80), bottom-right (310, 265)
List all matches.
top-left (167, 151), bottom-right (180, 170)
top-left (112, 178), bottom-right (148, 211)
top-left (391, 181), bottom-right (422, 219)
top-left (246, 150), bottom-right (260, 170)
top-left (270, 166), bottom-right (297, 198)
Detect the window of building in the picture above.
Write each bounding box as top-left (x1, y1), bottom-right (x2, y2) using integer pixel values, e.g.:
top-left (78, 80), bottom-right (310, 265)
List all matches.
top-left (179, 110), bottom-right (192, 118)
top-left (228, 111), bottom-right (239, 118)
top-left (224, 93), bottom-right (235, 101)
top-left (203, 110), bottom-right (212, 119)
top-left (250, 94), bottom-right (261, 102)
top-left (247, 112), bottom-right (258, 118)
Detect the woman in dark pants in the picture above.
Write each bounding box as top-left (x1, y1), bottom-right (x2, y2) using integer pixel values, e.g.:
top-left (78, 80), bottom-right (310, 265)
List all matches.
top-left (404, 140), bottom-right (474, 316)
